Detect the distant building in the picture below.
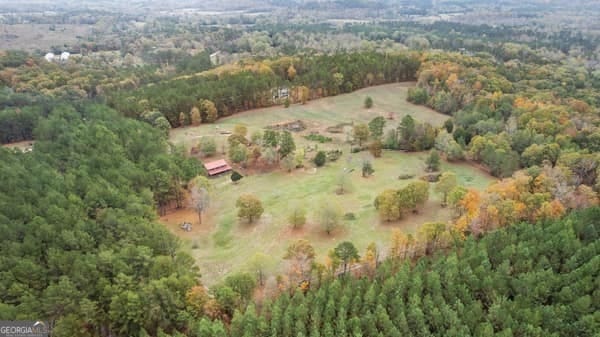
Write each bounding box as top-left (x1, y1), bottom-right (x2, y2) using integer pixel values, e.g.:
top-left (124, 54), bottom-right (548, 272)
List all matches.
top-left (43, 51), bottom-right (72, 63)
top-left (60, 52), bottom-right (70, 61)
top-left (44, 53), bottom-right (55, 62)
top-left (204, 159), bottom-right (232, 176)
top-left (209, 51), bottom-right (222, 65)
top-left (272, 87), bottom-right (289, 101)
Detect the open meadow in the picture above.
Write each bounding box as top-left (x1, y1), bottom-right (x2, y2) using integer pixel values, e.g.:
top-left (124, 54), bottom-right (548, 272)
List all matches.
top-left (165, 83), bottom-right (496, 285)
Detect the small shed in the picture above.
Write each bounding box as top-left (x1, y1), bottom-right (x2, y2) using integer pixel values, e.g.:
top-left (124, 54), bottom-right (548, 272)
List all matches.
top-left (204, 159), bottom-right (232, 176)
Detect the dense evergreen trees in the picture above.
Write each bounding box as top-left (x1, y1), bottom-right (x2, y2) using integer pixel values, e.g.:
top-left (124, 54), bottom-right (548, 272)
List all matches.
top-left (225, 208), bottom-right (599, 337)
top-left (0, 105), bottom-right (202, 337)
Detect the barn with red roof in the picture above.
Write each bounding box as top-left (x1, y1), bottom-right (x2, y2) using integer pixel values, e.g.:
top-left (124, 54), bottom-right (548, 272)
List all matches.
top-left (204, 159), bottom-right (232, 176)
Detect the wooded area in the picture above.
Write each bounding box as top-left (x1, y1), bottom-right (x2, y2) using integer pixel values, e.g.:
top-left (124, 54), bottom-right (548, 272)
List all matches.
top-left (1, 1), bottom-right (599, 336)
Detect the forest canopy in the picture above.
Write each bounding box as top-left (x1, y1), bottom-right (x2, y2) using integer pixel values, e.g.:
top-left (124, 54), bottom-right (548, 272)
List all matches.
top-left (0, 105), bottom-right (202, 336)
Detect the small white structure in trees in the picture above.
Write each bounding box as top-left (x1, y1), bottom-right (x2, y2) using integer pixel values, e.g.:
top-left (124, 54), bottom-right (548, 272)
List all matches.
top-left (209, 51), bottom-right (221, 65)
top-left (43, 52), bottom-right (72, 63)
top-left (44, 53), bottom-right (55, 62)
top-left (272, 87), bottom-right (290, 101)
top-left (60, 52), bottom-right (70, 61)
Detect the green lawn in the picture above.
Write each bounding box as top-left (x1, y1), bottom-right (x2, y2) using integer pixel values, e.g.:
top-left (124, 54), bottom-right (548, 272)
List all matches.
top-left (166, 83), bottom-right (494, 286)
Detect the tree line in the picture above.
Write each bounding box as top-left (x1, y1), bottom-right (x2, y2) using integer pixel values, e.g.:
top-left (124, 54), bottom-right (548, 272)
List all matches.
top-left (107, 52), bottom-right (420, 127)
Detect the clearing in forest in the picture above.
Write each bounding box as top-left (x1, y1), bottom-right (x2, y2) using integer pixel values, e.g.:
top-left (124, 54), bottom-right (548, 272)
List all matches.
top-left (164, 83), bottom-right (494, 285)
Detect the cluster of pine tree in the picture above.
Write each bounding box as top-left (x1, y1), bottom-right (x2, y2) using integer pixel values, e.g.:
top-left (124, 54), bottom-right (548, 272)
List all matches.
top-left (197, 208), bottom-right (599, 337)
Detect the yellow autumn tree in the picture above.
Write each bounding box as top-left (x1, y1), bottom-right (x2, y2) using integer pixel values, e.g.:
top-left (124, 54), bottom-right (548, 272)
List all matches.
top-left (298, 86), bottom-right (310, 104)
top-left (536, 199), bottom-right (565, 221)
top-left (362, 242), bottom-right (378, 278)
top-left (454, 189), bottom-right (481, 237)
top-left (287, 64), bottom-right (297, 81)
top-left (390, 229), bottom-right (413, 260)
top-left (201, 99), bottom-right (218, 123)
top-left (185, 285), bottom-right (209, 317)
top-left (190, 106), bottom-right (201, 126)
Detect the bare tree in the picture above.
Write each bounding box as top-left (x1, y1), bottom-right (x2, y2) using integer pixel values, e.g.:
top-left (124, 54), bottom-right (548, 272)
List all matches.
top-left (190, 187), bottom-right (210, 224)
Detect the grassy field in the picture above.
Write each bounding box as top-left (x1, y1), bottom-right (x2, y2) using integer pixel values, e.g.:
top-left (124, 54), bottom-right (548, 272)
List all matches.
top-left (170, 82), bottom-right (450, 152)
top-left (165, 83), bottom-right (495, 286)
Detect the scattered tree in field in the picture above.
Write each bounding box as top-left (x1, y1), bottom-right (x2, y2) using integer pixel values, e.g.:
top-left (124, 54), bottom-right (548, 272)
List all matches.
top-left (230, 170), bottom-right (243, 184)
top-left (364, 96), bottom-right (373, 108)
top-left (362, 159), bottom-right (374, 177)
top-left (281, 154), bottom-right (295, 172)
top-left (435, 172), bottom-right (458, 206)
top-left (353, 123), bottom-right (369, 146)
top-left (407, 87), bottom-right (429, 104)
top-left (250, 130), bottom-right (263, 145)
top-left (200, 137), bottom-right (217, 157)
top-left (263, 130), bottom-right (279, 147)
top-left (336, 169), bottom-right (353, 194)
top-left (288, 205), bottom-right (307, 229)
top-left (294, 149), bottom-right (305, 168)
top-left (284, 98), bottom-right (290, 108)
top-left (318, 202), bottom-right (342, 235)
top-left (399, 114), bottom-right (416, 145)
top-left (374, 189), bottom-right (400, 221)
top-left (229, 143), bottom-right (248, 164)
top-left (247, 253), bottom-right (270, 286)
top-left (190, 185), bottom-right (210, 224)
top-left (368, 116), bottom-right (385, 139)
top-left (191, 106), bottom-right (202, 126)
top-left (193, 175), bottom-right (213, 190)
top-left (402, 180), bottom-right (430, 213)
top-left (234, 124), bottom-right (248, 137)
top-left (250, 146), bottom-right (262, 164)
top-left (228, 134), bottom-right (248, 146)
top-left (368, 140), bottom-right (382, 157)
top-left (314, 151), bottom-right (326, 167)
top-left (179, 111), bottom-right (188, 126)
top-left (284, 239), bottom-right (315, 284)
top-left (425, 150), bottom-right (441, 172)
top-left (279, 131), bottom-right (296, 158)
top-left (201, 99), bottom-right (218, 123)
top-left (263, 147), bottom-right (277, 166)
top-left (334, 241), bottom-right (360, 275)
top-left (375, 181), bottom-right (430, 220)
top-left (236, 194), bottom-right (264, 223)
top-left (443, 119), bottom-right (453, 133)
